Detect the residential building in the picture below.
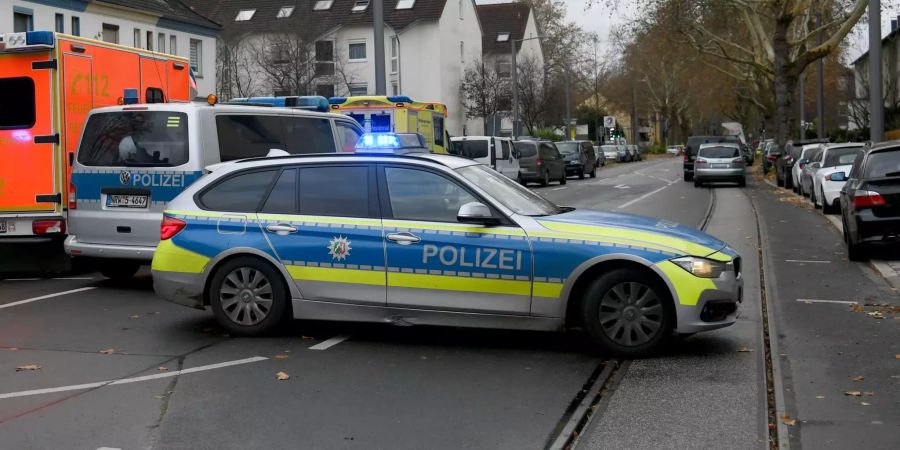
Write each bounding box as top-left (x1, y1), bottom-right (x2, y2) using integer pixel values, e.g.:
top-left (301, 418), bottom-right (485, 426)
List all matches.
top-left (476, 1), bottom-right (543, 136)
top-left (2, 0), bottom-right (220, 96)
top-left (851, 16), bottom-right (900, 135)
top-left (187, 0), bottom-right (484, 136)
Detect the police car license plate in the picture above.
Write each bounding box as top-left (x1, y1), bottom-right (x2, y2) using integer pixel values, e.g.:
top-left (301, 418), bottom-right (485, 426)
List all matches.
top-left (107, 194), bottom-right (149, 208)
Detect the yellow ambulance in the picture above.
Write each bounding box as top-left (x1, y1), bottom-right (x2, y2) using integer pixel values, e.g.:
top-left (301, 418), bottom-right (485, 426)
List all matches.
top-left (328, 96), bottom-right (450, 153)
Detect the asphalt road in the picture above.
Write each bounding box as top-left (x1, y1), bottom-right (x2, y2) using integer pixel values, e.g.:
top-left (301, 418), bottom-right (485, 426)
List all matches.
top-left (1, 156), bottom-right (896, 449)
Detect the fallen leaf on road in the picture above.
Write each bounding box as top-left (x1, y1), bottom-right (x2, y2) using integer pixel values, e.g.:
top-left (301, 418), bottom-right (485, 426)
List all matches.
top-left (861, 402), bottom-right (871, 406)
top-left (737, 347), bottom-right (753, 352)
top-left (153, 395), bottom-right (166, 399)
top-left (129, 314), bottom-right (140, 319)
top-left (158, 366), bottom-right (169, 371)
top-left (99, 348), bottom-right (115, 354)
top-left (863, 391), bottom-right (875, 396)
top-left (9, 347), bottom-right (17, 351)
top-left (276, 371), bottom-right (290, 381)
top-left (896, 354), bottom-right (900, 359)
top-left (866, 311), bottom-right (884, 319)
top-left (274, 354), bottom-right (289, 360)
top-left (852, 375), bottom-right (865, 382)
top-left (781, 415), bottom-right (796, 426)
top-left (301, 336), bottom-right (315, 340)
top-left (816, 396), bottom-right (825, 399)
top-left (768, 423), bottom-right (776, 430)
top-left (844, 391), bottom-right (862, 397)
top-left (16, 364), bottom-right (42, 371)
top-left (850, 304), bottom-right (865, 313)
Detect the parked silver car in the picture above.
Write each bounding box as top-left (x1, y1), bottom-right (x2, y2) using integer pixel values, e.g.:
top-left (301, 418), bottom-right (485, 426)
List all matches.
top-left (693, 143), bottom-right (746, 187)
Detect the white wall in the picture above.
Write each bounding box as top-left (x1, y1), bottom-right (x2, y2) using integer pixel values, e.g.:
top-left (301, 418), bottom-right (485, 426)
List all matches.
top-left (438, 0), bottom-right (484, 135)
top-left (2, 0), bottom-right (217, 95)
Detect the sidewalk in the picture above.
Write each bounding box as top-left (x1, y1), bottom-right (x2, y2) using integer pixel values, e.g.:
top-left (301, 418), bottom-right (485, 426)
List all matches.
top-left (577, 186), bottom-right (768, 450)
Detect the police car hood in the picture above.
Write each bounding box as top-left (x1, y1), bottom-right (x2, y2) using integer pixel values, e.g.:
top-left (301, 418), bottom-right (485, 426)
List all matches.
top-left (536, 209), bottom-right (729, 258)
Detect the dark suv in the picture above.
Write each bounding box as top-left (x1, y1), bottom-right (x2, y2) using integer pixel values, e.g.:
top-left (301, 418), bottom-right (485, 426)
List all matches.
top-left (683, 135), bottom-right (741, 181)
top-left (556, 141), bottom-right (598, 179)
top-left (775, 139), bottom-right (828, 189)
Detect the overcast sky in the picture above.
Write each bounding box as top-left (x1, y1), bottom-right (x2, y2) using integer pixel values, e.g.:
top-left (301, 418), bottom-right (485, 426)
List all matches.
top-left (475, 0), bottom-right (900, 64)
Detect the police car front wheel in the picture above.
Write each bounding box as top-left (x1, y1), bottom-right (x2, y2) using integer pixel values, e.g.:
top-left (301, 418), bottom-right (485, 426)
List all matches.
top-left (580, 268), bottom-right (674, 357)
top-left (209, 257), bottom-right (289, 336)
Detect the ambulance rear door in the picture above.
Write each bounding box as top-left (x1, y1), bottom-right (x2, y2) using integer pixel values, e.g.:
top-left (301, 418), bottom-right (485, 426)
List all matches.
top-left (61, 52), bottom-right (93, 196)
top-left (0, 50), bottom-right (59, 217)
top-left (140, 56), bottom-right (168, 103)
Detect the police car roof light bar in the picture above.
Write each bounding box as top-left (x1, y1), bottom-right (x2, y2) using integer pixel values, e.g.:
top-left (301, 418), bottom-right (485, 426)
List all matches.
top-left (354, 133), bottom-right (429, 155)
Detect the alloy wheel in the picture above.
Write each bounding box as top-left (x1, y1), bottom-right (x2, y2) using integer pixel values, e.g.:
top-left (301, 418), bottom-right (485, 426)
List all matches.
top-left (219, 267), bottom-right (274, 326)
top-left (598, 281), bottom-right (664, 347)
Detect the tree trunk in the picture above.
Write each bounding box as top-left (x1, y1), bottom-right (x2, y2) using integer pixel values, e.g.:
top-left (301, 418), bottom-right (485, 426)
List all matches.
top-left (772, 16), bottom-right (796, 148)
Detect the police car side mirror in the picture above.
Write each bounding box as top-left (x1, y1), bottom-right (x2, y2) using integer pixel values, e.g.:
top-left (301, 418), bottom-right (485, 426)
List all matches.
top-left (457, 202), bottom-right (500, 226)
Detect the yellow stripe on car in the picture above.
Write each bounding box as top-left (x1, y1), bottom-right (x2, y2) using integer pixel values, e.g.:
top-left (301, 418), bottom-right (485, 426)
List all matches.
top-left (533, 282), bottom-right (564, 298)
top-left (286, 265), bottom-right (385, 286)
top-left (388, 273), bottom-right (533, 296)
top-left (151, 240), bottom-right (211, 274)
top-left (655, 260), bottom-right (717, 306)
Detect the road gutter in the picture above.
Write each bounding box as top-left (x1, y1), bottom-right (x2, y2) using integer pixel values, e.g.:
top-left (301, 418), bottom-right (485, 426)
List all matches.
top-left (544, 359), bottom-right (625, 450)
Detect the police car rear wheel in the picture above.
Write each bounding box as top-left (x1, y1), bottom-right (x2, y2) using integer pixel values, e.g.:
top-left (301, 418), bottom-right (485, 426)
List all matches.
top-left (210, 257), bottom-right (288, 336)
top-left (581, 269), bottom-right (673, 357)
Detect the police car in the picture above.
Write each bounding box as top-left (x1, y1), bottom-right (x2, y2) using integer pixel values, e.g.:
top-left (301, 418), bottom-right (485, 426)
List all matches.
top-left (151, 133), bottom-right (742, 357)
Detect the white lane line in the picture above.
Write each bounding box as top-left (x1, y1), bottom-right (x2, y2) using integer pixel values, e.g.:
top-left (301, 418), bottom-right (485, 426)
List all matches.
top-left (2, 278), bottom-right (41, 281)
top-left (552, 186), bottom-right (568, 191)
top-left (0, 287), bottom-right (96, 310)
top-left (796, 299), bottom-right (858, 305)
top-left (785, 259), bottom-right (831, 264)
top-left (618, 185), bottom-right (669, 209)
top-left (54, 277), bottom-right (98, 280)
top-left (309, 334), bottom-right (351, 350)
top-left (0, 356), bottom-right (268, 400)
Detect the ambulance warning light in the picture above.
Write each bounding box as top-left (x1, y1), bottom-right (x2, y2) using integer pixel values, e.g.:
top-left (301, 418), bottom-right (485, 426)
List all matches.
top-left (355, 133), bottom-right (429, 155)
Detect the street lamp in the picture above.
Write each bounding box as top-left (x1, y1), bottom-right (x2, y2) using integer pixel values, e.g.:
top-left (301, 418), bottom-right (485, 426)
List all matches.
top-left (511, 35), bottom-right (543, 139)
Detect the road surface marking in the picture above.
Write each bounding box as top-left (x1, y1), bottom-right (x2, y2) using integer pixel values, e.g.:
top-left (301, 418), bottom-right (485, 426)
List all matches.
top-left (309, 335), bottom-right (351, 350)
top-left (796, 299), bottom-right (858, 305)
top-left (618, 185), bottom-right (669, 209)
top-left (2, 278), bottom-right (41, 281)
top-left (54, 277), bottom-right (97, 280)
top-left (614, 184), bottom-right (630, 189)
top-left (785, 259), bottom-right (831, 264)
top-left (552, 187), bottom-right (568, 191)
top-left (0, 356), bottom-right (268, 400)
top-left (0, 287), bottom-right (96, 310)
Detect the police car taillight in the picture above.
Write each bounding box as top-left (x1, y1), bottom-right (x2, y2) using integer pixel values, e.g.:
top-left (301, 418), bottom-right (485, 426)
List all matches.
top-left (160, 216), bottom-right (186, 240)
top-left (68, 182), bottom-right (77, 210)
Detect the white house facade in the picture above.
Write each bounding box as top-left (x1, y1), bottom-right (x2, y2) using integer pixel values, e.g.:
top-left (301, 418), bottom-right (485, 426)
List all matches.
top-left (1, 0), bottom-right (220, 96)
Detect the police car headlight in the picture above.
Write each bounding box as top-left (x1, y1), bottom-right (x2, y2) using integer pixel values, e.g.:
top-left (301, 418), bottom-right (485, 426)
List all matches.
top-left (671, 256), bottom-right (726, 278)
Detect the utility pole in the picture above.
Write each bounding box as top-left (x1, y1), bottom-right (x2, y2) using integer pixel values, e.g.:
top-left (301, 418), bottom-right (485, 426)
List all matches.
top-left (816, 13), bottom-right (825, 139)
top-left (511, 40), bottom-right (518, 138)
top-left (799, 71), bottom-right (805, 139)
top-left (631, 80), bottom-right (637, 145)
top-left (564, 70), bottom-right (571, 140)
top-left (868, 0), bottom-right (884, 142)
top-left (373, 0), bottom-right (386, 95)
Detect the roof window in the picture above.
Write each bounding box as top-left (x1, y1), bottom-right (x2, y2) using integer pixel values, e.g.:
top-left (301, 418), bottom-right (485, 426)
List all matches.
top-left (277, 6), bottom-right (294, 18)
top-left (235, 9), bottom-right (256, 21)
top-left (313, 0), bottom-right (334, 10)
top-left (497, 32), bottom-right (510, 42)
top-left (351, 1), bottom-right (369, 13)
top-left (396, 0), bottom-right (415, 9)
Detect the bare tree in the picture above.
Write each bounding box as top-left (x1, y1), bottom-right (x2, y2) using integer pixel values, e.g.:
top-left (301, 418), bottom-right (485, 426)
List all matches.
top-left (516, 55), bottom-right (549, 134)
top-left (217, 31), bottom-right (257, 100)
top-left (459, 59), bottom-right (512, 133)
top-left (253, 33), bottom-right (318, 96)
top-left (848, 67), bottom-right (900, 132)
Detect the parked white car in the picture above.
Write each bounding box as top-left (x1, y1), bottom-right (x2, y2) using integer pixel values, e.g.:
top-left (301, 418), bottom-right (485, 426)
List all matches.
top-left (792, 144), bottom-right (821, 194)
top-left (600, 144), bottom-right (619, 161)
top-left (812, 143), bottom-right (865, 214)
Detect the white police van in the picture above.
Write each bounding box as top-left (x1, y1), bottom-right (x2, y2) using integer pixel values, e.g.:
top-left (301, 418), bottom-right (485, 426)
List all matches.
top-left (65, 99), bottom-right (364, 279)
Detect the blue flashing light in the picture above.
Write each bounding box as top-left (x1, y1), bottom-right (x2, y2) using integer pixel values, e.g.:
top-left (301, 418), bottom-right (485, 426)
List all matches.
top-left (296, 96), bottom-right (329, 112)
top-left (123, 88), bottom-right (139, 105)
top-left (386, 96), bottom-right (413, 103)
top-left (25, 31), bottom-right (54, 46)
top-left (328, 97), bottom-right (348, 105)
top-left (354, 133), bottom-right (428, 154)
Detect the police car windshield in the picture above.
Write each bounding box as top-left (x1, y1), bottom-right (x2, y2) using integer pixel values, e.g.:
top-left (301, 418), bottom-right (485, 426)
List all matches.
top-left (456, 165), bottom-right (565, 216)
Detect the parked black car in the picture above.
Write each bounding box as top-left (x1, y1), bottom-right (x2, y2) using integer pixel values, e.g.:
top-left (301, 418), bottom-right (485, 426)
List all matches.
top-left (515, 140), bottom-right (567, 187)
top-left (683, 135), bottom-right (741, 181)
top-left (776, 139), bottom-right (828, 189)
top-left (556, 140), bottom-right (598, 179)
top-left (838, 141), bottom-right (900, 261)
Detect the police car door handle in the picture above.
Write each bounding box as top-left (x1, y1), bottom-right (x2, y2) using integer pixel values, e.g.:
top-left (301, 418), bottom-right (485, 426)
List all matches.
top-left (386, 232), bottom-right (421, 245)
top-left (266, 224), bottom-right (298, 235)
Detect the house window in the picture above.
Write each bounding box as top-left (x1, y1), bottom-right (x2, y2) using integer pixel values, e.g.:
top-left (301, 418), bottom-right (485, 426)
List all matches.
top-left (71, 17), bottom-right (80, 36)
top-left (391, 82), bottom-right (398, 96)
top-left (270, 43), bottom-right (290, 64)
top-left (277, 6), bottom-right (294, 18)
top-left (348, 42), bottom-right (366, 62)
top-left (396, 0), bottom-right (415, 9)
top-left (351, 1), bottom-right (369, 13)
top-left (316, 84), bottom-right (335, 98)
top-left (134, 29), bottom-right (141, 48)
top-left (497, 32), bottom-right (510, 42)
top-left (315, 40), bottom-right (335, 76)
top-left (190, 39), bottom-right (203, 77)
top-left (146, 31), bottom-right (153, 50)
top-left (13, 9), bottom-right (33, 33)
top-left (390, 37), bottom-right (399, 73)
top-left (158, 33), bottom-right (165, 53)
top-left (498, 61), bottom-right (511, 78)
top-left (349, 83), bottom-right (367, 96)
top-left (102, 24), bottom-right (119, 43)
top-left (458, 0), bottom-right (463, 19)
top-left (55, 13), bottom-right (64, 33)
top-left (314, 0), bottom-right (334, 10)
top-left (170, 35), bottom-right (177, 54)
top-left (235, 9), bottom-right (256, 21)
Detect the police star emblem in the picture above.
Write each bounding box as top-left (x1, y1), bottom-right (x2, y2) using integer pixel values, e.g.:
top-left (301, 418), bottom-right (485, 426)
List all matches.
top-left (327, 236), bottom-right (352, 261)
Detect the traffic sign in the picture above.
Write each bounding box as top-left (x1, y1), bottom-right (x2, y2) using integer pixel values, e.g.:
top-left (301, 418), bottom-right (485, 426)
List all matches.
top-left (603, 116), bottom-right (616, 128)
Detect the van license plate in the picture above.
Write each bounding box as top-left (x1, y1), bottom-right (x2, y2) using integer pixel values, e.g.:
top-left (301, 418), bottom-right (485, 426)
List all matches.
top-left (107, 195), bottom-right (149, 208)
